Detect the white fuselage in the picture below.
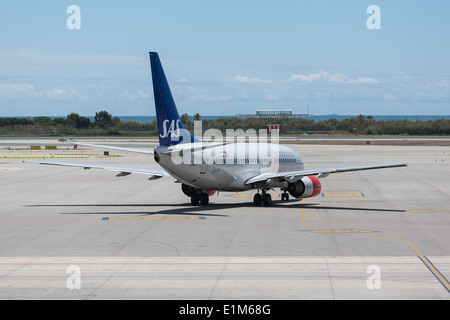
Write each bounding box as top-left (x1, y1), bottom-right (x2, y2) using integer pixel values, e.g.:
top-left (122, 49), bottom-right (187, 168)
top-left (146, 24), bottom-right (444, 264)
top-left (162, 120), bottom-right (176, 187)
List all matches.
top-left (155, 142), bottom-right (304, 191)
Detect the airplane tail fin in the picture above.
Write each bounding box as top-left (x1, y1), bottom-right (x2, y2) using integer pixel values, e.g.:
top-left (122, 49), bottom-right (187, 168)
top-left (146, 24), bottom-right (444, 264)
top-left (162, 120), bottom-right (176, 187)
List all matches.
top-left (149, 52), bottom-right (199, 146)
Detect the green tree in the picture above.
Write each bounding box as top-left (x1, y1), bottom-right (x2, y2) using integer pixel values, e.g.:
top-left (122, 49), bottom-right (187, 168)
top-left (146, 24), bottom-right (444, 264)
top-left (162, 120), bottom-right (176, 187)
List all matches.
top-left (33, 116), bottom-right (53, 126)
top-left (95, 110), bottom-right (113, 128)
top-left (67, 112), bottom-right (90, 129)
top-left (52, 117), bottom-right (69, 125)
top-left (180, 113), bottom-right (193, 130)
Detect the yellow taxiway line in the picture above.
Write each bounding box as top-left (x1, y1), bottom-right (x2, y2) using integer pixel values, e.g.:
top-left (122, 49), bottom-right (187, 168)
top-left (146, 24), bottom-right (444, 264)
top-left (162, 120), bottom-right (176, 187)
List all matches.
top-left (300, 200), bottom-right (450, 294)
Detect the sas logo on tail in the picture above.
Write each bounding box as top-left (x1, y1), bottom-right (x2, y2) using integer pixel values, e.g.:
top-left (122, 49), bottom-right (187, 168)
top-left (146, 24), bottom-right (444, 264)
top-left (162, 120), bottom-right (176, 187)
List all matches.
top-left (160, 119), bottom-right (182, 139)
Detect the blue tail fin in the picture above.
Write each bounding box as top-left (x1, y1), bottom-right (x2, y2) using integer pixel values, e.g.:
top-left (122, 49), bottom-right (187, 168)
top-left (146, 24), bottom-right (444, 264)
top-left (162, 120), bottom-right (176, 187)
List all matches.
top-left (149, 52), bottom-right (199, 146)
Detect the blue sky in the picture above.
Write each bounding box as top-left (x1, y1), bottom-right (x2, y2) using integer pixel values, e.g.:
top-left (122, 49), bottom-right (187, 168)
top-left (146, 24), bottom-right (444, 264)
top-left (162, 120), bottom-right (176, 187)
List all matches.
top-left (1, 1), bottom-right (450, 116)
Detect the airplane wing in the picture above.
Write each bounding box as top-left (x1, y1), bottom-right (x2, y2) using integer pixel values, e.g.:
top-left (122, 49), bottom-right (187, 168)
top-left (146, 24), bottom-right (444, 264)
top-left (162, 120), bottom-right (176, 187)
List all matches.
top-left (24, 160), bottom-right (168, 180)
top-left (71, 142), bottom-right (155, 155)
top-left (245, 163), bottom-right (407, 185)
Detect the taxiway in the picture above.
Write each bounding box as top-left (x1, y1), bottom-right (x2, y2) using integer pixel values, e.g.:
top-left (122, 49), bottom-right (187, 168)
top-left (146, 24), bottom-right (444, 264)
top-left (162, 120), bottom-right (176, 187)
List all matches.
top-left (0, 138), bottom-right (449, 299)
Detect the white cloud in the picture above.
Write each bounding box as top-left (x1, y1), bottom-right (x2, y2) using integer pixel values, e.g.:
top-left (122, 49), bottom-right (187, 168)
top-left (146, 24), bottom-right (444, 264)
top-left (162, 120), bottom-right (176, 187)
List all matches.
top-left (0, 83), bottom-right (81, 101)
top-left (0, 49), bottom-right (147, 80)
top-left (289, 72), bottom-right (322, 82)
top-left (350, 77), bottom-right (379, 84)
top-left (265, 94), bottom-right (279, 101)
top-left (289, 70), bottom-right (379, 84)
top-left (223, 75), bottom-right (272, 84)
top-left (383, 93), bottom-right (397, 100)
top-left (436, 80), bottom-right (450, 88)
top-left (0, 83), bottom-right (37, 99)
top-left (118, 90), bottom-right (151, 100)
top-left (2, 49), bottom-right (448, 116)
top-left (313, 92), bottom-right (331, 99)
top-left (45, 88), bottom-right (66, 98)
top-left (172, 84), bottom-right (232, 103)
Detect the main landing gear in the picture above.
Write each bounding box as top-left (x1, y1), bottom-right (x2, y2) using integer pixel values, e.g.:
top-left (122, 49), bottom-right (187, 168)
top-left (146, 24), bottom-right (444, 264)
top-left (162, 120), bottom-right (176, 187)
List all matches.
top-left (253, 190), bottom-right (272, 207)
top-left (190, 192), bottom-right (209, 206)
top-left (182, 184), bottom-right (211, 206)
top-left (253, 188), bottom-right (290, 207)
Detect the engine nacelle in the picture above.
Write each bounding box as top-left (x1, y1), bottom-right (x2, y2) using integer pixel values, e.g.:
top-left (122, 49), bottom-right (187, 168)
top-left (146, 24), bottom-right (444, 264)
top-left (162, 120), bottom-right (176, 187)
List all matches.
top-left (181, 183), bottom-right (197, 197)
top-left (287, 176), bottom-right (321, 199)
top-left (182, 184), bottom-right (216, 197)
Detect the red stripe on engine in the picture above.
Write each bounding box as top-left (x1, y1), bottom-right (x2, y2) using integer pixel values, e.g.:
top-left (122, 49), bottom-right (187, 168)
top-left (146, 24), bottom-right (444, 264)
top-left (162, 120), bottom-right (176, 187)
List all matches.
top-left (308, 176), bottom-right (322, 197)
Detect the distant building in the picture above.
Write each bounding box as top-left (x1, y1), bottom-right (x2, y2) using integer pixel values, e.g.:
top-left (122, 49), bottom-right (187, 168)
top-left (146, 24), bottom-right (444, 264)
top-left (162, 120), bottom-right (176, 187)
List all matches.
top-left (257, 109), bottom-right (292, 117)
top-left (237, 109), bottom-right (310, 119)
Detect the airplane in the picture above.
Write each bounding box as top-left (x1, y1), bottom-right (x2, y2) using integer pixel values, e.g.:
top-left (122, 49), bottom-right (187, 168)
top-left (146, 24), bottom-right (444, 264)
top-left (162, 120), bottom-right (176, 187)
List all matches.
top-left (27, 52), bottom-right (407, 207)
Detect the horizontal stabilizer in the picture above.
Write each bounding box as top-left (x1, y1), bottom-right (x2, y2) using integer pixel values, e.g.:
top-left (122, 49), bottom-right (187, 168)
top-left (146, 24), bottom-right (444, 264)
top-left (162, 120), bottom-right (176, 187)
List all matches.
top-left (69, 142), bottom-right (154, 155)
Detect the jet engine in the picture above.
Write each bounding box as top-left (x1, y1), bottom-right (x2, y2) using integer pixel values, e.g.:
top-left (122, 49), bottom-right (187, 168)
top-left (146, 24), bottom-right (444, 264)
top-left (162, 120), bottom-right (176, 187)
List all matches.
top-left (181, 183), bottom-right (216, 197)
top-left (181, 183), bottom-right (197, 197)
top-left (287, 176), bottom-right (321, 198)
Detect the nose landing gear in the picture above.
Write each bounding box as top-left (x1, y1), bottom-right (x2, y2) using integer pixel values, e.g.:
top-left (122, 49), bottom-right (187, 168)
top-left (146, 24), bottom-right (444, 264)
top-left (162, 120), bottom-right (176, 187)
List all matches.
top-left (281, 188), bottom-right (290, 201)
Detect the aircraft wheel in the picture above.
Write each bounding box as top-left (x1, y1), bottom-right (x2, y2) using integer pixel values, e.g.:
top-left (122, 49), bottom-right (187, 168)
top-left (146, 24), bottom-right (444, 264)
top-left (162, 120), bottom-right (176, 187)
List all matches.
top-left (253, 193), bottom-right (262, 206)
top-left (191, 195), bottom-right (200, 206)
top-left (200, 193), bottom-right (209, 206)
top-left (263, 193), bottom-right (272, 207)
